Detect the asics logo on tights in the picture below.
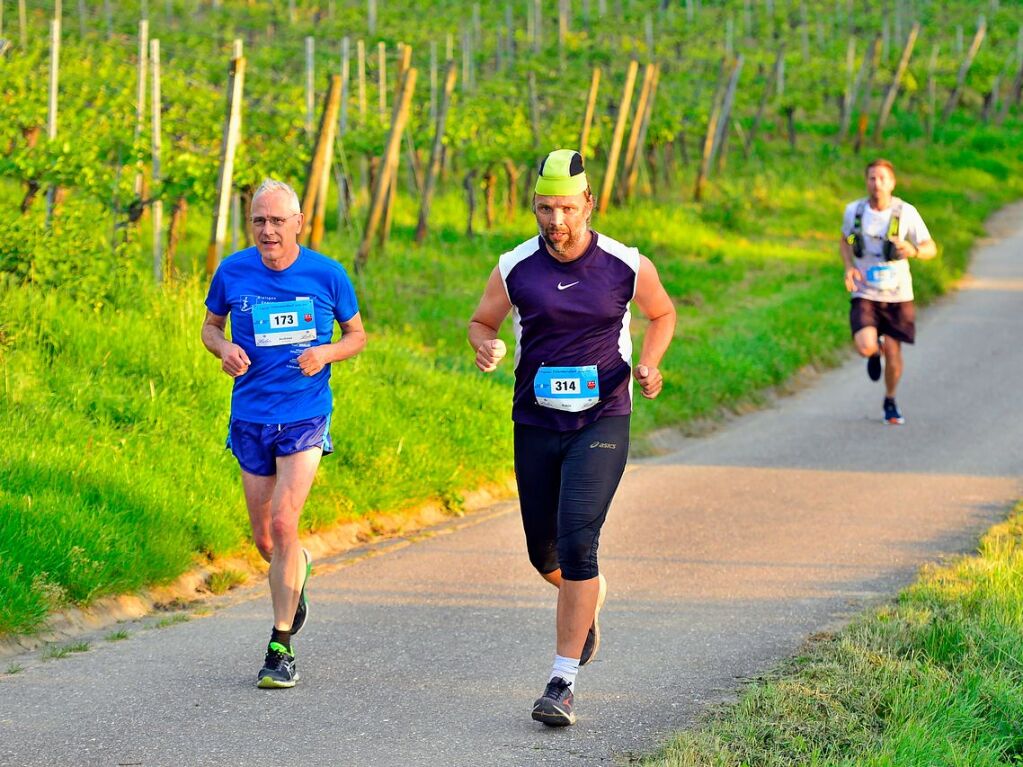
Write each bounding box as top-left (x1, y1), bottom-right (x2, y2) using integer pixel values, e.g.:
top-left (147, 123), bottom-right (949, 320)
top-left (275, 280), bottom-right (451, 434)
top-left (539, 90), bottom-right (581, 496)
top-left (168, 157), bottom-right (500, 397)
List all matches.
top-left (589, 441), bottom-right (617, 449)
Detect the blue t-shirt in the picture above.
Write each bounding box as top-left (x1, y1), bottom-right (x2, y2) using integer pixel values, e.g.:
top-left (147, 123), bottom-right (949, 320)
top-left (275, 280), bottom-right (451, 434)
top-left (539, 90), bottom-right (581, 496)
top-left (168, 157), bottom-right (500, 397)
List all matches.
top-left (205, 246), bottom-right (360, 423)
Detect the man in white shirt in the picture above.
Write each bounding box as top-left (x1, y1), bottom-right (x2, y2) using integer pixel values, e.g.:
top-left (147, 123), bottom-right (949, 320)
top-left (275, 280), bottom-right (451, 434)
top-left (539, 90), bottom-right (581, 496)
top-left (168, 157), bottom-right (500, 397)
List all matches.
top-left (840, 159), bottom-right (937, 424)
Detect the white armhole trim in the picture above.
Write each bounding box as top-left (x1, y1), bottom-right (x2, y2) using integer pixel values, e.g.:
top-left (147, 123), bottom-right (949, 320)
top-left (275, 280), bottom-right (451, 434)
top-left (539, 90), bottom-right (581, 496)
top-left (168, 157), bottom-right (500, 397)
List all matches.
top-left (497, 237), bottom-right (541, 301)
top-left (595, 232), bottom-right (641, 299)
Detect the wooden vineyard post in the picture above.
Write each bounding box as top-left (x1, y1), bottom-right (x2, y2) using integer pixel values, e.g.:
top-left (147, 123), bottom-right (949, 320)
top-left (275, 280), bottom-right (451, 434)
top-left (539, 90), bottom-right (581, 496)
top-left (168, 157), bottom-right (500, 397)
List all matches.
top-left (305, 36), bottom-right (315, 137)
top-left (624, 64), bottom-right (659, 201)
top-left (380, 43), bottom-right (412, 246)
top-left (356, 67), bottom-right (418, 272)
top-left (312, 76), bottom-right (344, 250)
top-left (597, 59), bottom-right (639, 216)
top-left (45, 17), bottom-right (60, 227)
top-left (942, 17), bottom-right (987, 124)
top-left (839, 36), bottom-right (878, 143)
top-left (300, 74), bottom-right (342, 247)
top-left (429, 40), bottom-right (438, 123)
top-left (694, 59), bottom-right (728, 203)
top-left (839, 37), bottom-right (856, 139)
top-left (484, 166), bottom-right (497, 229)
top-left (579, 67), bottom-right (601, 160)
top-left (504, 159), bottom-right (519, 220)
top-left (151, 38), bottom-right (164, 282)
top-left (166, 197), bottom-right (187, 266)
top-left (463, 168), bottom-right (478, 237)
top-left (620, 62), bottom-right (656, 202)
top-left (712, 55), bottom-right (743, 171)
top-left (853, 40), bottom-right (882, 152)
top-left (336, 37), bottom-right (352, 229)
top-left (339, 37), bottom-right (350, 135)
top-left (997, 52), bottom-right (1023, 124)
top-left (416, 59), bottom-right (458, 245)
top-left (527, 70), bottom-right (541, 149)
top-left (378, 41), bottom-right (387, 120)
top-left (134, 19), bottom-right (149, 207)
top-left (875, 23), bottom-right (919, 141)
top-left (745, 46), bottom-right (784, 155)
top-left (357, 39), bottom-right (367, 124)
top-left (206, 50), bottom-right (245, 275)
top-left (927, 44), bottom-right (939, 140)
top-left (18, 0), bottom-right (26, 48)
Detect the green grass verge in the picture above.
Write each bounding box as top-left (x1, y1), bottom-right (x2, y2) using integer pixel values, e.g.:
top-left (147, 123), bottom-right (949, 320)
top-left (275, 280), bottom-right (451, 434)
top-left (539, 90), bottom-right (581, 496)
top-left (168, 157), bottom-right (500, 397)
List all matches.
top-left (1, 132), bottom-right (1022, 636)
top-left (643, 501), bottom-right (1023, 767)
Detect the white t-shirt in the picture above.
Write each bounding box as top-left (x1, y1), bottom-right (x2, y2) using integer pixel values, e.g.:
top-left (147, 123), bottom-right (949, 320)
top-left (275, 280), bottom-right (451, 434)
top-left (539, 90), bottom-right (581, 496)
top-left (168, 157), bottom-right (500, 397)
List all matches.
top-left (841, 197), bottom-right (931, 303)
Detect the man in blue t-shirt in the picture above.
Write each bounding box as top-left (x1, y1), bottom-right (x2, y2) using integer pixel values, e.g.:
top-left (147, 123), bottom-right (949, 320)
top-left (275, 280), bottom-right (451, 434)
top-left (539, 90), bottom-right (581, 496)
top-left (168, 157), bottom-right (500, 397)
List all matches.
top-left (202, 179), bottom-right (366, 688)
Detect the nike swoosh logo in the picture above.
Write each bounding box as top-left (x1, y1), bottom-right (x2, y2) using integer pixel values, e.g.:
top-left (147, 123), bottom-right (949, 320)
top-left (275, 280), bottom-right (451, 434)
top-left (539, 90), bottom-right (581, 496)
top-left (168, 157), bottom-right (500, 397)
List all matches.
top-left (557, 281), bottom-right (580, 291)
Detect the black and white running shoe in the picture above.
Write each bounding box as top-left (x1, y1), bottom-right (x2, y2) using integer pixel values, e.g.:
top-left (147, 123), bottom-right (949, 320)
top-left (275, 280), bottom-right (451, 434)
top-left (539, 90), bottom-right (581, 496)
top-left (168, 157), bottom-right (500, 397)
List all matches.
top-left (867, 352), bottom-right (882, 382)
top-left (580, 574), bottom-right (607, 666)
top-left (531, 677), bottom-right (576, 726)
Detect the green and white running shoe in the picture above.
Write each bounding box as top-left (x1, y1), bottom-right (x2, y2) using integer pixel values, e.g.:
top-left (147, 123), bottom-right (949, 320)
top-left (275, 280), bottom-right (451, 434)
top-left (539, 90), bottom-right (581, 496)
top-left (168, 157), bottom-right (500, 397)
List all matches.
top-left (257, 642), bottom-right (298, 689)
top-left (290, 548), bottom-right (313, 636)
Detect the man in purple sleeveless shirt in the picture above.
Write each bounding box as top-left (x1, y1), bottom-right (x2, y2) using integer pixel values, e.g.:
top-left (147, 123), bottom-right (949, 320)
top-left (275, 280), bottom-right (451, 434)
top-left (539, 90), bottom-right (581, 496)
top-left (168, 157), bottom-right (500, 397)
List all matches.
top-left (468, 149), bottom-right (677, 726)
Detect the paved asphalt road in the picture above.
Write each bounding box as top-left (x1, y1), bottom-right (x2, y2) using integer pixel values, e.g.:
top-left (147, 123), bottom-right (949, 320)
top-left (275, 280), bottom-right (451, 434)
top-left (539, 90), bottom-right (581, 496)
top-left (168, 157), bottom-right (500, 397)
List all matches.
top-left (3, 207), bottom-right (1022, 767)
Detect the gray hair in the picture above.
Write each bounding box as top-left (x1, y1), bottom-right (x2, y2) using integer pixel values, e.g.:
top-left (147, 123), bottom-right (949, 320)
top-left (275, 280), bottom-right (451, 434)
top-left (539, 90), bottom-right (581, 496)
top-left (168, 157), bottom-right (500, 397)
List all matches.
top-left (251, 179), bottom-right (301, 213)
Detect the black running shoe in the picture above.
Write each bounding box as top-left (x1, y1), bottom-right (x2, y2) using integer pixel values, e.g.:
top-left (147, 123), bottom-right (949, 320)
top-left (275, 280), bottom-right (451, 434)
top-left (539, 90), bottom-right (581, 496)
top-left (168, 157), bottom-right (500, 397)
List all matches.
top-left (257, 642), bottom-right (298, 688)
top-left (290, 548), bottom-right (312, 636)
top-left (883, 398), bottom-right (905, 425)
top-left (531, 677), bottom-right (576, 727)
top-left (867, 353), bottom-right (882, 382)
top-left (580, 574), bottom-right (607, 666)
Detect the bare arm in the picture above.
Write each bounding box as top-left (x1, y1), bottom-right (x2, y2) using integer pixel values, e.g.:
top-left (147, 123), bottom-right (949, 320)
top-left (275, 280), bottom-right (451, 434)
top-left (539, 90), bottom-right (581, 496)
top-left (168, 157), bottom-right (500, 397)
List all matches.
top-left (296, 312), bottom-right (367, 376)
top-left (202, 310), bottom-right (251, 377)
top-left (632, 255), bottom-right (677, 399)
top-left (891, 236), bottom-right (936, 260)
top-left (840, 236), bottom-right (863, 293)
top-left (467, 266), bottom-right (513, 372)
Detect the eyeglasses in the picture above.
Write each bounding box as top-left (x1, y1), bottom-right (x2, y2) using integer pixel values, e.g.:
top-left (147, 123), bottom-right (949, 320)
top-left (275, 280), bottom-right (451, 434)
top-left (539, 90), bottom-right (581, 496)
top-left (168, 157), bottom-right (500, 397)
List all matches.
top-left (250, 214), bottom-right (300, 228)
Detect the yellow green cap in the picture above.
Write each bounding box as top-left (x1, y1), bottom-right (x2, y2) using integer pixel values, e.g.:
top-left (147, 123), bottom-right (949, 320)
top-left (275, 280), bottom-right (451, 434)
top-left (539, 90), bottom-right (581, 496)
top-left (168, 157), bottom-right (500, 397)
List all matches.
top-left (534, 149), bottom-right (588, 197)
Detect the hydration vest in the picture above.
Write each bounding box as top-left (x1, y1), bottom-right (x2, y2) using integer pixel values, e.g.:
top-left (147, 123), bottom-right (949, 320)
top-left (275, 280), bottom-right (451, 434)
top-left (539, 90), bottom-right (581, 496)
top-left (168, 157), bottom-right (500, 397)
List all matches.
top-left (847, 198), bottom-right (903, 261)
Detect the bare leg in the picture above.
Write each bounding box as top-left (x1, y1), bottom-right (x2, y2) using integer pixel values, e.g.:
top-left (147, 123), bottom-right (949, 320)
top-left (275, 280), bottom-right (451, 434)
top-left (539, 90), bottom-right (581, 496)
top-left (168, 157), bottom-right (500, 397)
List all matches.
top-left (267, 449), bottom-right (322, 631)
top-left (883, 337), bottom-right (903, 398)
top-left (541, 568), bottom-right (562, 588)
top-left (853, 326), bottom-right (880, 357)
top-left (556, 577), bottom-right (600, 658)
top-left (241, 471), bottom-right (275, 563)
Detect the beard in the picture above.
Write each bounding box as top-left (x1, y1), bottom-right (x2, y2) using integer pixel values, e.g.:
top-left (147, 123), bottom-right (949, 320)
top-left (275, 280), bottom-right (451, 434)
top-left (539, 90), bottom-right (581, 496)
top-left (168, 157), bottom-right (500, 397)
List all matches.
top-left (540, 226), bottom-right (580, 254)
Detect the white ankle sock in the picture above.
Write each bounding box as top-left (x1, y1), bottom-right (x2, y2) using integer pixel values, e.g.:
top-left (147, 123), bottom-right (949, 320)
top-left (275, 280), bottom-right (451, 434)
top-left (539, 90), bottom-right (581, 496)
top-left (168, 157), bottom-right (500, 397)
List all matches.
top-left (550, 654), bottom-right (580, 688)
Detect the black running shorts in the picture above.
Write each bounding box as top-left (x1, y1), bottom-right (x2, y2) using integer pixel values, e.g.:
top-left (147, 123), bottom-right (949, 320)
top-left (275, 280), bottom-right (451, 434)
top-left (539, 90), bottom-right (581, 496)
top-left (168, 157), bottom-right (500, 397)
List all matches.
top-left (850, 297), bottom-right (916, 344)
top-left (513, 415), bottom-right (630, 581)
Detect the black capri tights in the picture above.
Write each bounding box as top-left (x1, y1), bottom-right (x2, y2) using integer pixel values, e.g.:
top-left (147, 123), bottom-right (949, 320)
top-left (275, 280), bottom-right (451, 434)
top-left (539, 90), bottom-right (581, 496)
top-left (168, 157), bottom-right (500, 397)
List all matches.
top-left (513, 415), bottom-right (630, 581)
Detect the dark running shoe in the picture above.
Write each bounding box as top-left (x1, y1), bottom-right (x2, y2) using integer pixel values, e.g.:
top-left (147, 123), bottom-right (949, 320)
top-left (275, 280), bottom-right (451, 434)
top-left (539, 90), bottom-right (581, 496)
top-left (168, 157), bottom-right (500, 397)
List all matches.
top-left (257, 642), bottom-right (298, 689)
top-left (883, 398), bottom-right (905, 425)
top-left (531, 677), bottom-right (576, 727)
top-left (290, 548), bottom-right (313, 636)
top-left (867, 352), bottom-right (882, 382)
top-left (580, 573), bottom-right (607, 666)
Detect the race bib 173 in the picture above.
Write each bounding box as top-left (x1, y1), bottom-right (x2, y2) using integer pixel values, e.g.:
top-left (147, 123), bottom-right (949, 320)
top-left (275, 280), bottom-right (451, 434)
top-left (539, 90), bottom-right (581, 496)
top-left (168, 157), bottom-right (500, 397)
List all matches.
top-left (252, 299), bottom-right (316, 346)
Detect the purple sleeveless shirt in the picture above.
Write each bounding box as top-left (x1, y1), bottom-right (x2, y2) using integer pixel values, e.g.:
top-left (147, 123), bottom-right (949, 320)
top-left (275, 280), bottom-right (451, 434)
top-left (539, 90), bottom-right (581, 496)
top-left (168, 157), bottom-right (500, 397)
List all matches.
top-left (499, 231), bottom-right (640, 431)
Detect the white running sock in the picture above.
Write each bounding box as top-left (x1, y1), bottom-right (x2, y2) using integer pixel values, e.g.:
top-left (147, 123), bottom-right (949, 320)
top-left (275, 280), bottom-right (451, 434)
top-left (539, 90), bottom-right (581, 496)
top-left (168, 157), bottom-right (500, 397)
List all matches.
top-left (550, 654), bottom-right (580, 688)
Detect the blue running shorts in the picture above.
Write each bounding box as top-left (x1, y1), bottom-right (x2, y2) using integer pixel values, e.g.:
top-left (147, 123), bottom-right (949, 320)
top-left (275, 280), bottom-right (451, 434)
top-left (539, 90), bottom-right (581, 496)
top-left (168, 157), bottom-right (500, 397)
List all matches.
top-left (226, 415), bottom-right (333, 476)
